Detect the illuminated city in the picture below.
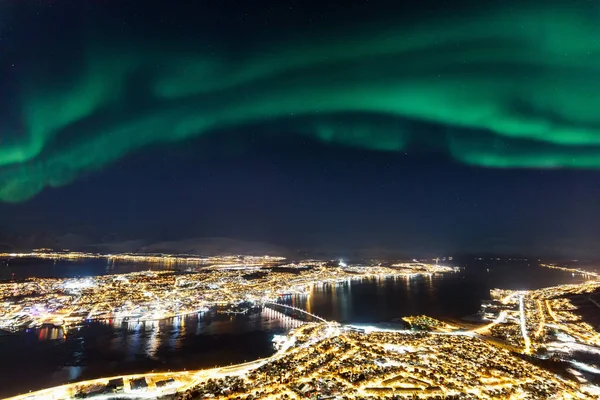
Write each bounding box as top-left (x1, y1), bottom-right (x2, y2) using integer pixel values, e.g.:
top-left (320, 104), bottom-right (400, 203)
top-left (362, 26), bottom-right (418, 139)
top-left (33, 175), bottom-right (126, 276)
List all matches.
top-left (3, 256), bottom-right (600, 399)
top-left (6, 314), bottom-right (599, 399)
top-left (3, 0), bottom-right (600, 397)
top-left (0, 252), bottom-right (455, 332)
top-left (1, 250), bottom-right (287, 267)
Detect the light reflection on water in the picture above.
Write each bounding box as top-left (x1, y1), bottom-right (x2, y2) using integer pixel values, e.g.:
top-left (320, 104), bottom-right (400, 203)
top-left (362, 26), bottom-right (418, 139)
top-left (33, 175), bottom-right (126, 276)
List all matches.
top-left (36, 307), bottom-right (306, 353)
top-left (281, 271), bottom-right (593, 323)
top-left (37, 325), bottom-right (66, 341)
top-left (1, 307), bottom-right (302, 398)
top-left (0, 265), bottom-right (594, 398)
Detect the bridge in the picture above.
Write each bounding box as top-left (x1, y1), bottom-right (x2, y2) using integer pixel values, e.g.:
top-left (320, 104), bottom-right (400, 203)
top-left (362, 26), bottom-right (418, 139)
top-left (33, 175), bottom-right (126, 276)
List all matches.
top-left (263, 301), bottom-right (329, 324)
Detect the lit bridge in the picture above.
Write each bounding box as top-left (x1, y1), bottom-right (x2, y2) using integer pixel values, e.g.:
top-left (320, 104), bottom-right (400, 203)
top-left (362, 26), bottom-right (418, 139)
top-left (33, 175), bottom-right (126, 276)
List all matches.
top-left (263, 301), bottom-right (329, 324)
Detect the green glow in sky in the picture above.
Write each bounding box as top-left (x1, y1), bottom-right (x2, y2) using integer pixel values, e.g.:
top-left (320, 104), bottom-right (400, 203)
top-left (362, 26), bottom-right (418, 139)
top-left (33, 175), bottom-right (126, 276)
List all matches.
top-left (1, 0), bottom-right (600, 201)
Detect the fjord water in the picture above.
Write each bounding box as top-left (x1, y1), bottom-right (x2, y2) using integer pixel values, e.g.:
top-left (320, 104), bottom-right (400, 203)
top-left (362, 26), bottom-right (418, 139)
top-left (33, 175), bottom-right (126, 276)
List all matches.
top-left (0, 258), bottom-right (592, 397)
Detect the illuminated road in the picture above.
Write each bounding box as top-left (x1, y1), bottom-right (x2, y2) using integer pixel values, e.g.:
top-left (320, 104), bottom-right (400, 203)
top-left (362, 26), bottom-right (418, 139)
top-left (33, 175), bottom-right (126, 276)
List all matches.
top-left (4, 316), bottom-right (574, 400)
top-left (9, 293), bottom-right (583, 400)
top-left (519, 294), bottom-right (532, 354)
top-left (263, 301), bottom-right (329, 323)
top-left (468, 293), bottom-right (518, 335)
top-left (534, 299), bottom-right (546, 338)
top-left (545, 297), bottom-right (600, 346)
top-left (7, 307), bottom-right (329, 400)
top-left (6, 371), bottom-right (195, 400)
top-left (469, 292), bottom-right (516, 334)
top-left (546, 299), bottom-right (559, 323)
top-left (6, 336), bottom-right (301, 400)
top-left (471, 311), bottom-right (507, 334)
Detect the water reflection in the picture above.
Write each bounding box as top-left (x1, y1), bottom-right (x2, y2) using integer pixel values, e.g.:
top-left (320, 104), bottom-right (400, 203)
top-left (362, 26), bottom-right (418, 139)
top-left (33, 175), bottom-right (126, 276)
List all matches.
top-left (280, 271), bottom-right (593, 323)
top-left (90, 307), bottom-right (308, 364)
top-left (146, 320), bottom-right (159, 358)
top-left (0, 258), bottom-right (179, 280)
top-left (0, 266), bottom-right (594, 398)
top-left (37, 326), bottom-right (65, 341)
top-left (67, 366), bottom-right (83, 381)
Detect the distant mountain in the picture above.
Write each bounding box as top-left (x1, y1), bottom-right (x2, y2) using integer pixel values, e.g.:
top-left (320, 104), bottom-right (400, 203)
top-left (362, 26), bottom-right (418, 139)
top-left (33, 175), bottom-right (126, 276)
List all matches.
top-left (0, 233), bottom-right (96, 252)
top-left (0, 231), bottom-right (291, 256)
top-left (136, 237), bottom-right (290, 256)
top-left (0, 234), bottom-right (290, 257)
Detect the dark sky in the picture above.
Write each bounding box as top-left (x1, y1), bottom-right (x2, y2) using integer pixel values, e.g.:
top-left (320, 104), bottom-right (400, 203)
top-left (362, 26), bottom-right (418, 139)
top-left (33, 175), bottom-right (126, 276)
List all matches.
top-left (1, 0), bottom-right (600, 257)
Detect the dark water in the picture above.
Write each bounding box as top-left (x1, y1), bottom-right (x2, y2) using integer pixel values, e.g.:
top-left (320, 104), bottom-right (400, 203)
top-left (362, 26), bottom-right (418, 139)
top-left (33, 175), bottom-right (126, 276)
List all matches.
top-left (0, 259), bottom-right (592, 398)
top-left (0, 257), bottom-right (177, 280)
top-left (0, 310), bottom-right (293, 398)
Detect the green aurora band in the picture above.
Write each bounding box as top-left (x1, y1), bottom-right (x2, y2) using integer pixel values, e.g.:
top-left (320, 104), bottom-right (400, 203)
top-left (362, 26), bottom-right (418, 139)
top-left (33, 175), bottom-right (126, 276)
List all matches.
top-left (2, 0), bottom-right (600, 201)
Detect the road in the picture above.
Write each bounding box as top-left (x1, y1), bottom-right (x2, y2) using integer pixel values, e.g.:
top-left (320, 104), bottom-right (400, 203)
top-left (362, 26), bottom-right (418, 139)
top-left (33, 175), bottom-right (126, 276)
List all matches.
top-left (6, 371), bottom-right (195, 400)
top-left (5, 322), bottom-right (322, 400)
top-left (519, 294), bottom-right (532, 354)
top-left (263, 301), bottom-right (329, 323)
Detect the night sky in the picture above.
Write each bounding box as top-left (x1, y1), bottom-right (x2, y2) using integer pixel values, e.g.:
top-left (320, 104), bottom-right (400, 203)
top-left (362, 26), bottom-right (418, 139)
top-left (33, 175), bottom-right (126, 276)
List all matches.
top-left (1, 0), bottom-right (600, 258)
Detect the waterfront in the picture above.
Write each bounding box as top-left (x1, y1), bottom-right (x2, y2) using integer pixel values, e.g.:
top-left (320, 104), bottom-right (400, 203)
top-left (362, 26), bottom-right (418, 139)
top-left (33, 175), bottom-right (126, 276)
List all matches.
top-left (0, 258), bottom-right (592, 398)
top-left (0, 310), bottom-right (289, 398)
top-left (0, 257), bottom-right (179, 280)
top-left (8, 322), bottom-right (596, 400)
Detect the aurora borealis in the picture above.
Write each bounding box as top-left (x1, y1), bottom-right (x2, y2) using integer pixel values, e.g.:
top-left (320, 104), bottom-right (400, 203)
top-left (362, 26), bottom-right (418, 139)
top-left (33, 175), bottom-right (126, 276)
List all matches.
top-left (1, 0), bottom-right (600, 203)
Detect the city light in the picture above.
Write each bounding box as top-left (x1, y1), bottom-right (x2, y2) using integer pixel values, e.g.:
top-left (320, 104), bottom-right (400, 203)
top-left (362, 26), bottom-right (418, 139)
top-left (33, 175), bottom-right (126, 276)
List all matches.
top-left (6, 322), bottom-right (594, 399)
top-left (0, 252), bottom-right (455, 332)
top-left (3, 255), bottom-right (600, 399)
